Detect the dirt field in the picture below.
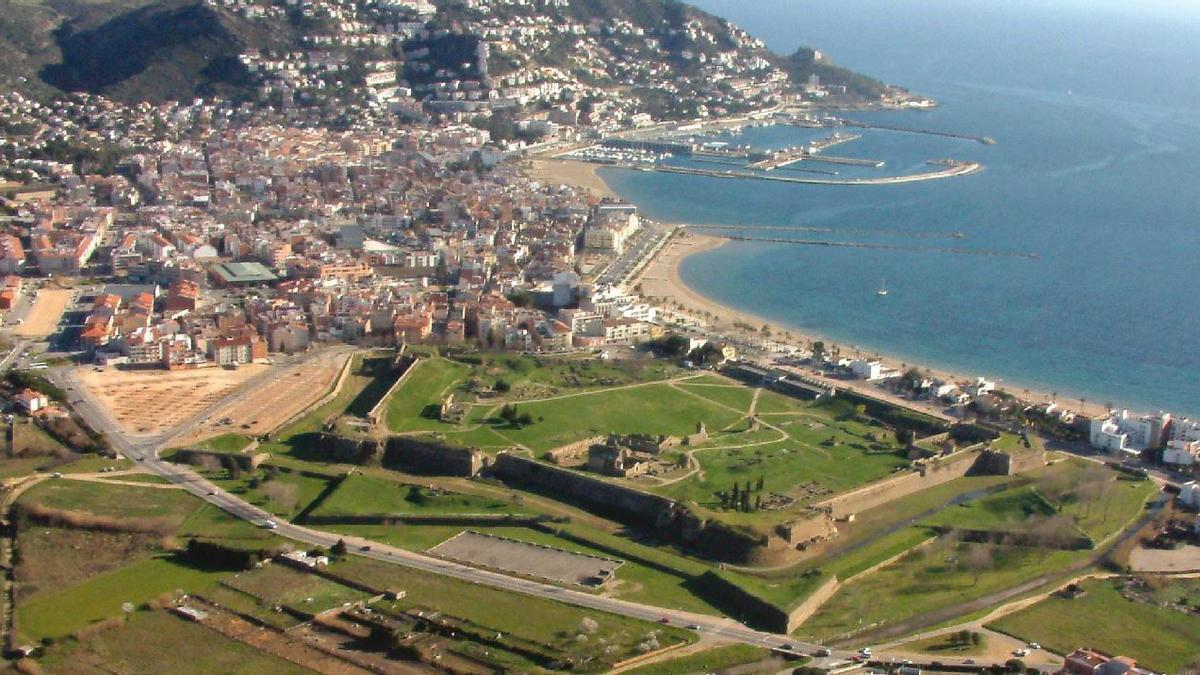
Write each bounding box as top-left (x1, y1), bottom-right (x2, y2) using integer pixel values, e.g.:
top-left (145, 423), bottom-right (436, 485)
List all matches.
top-left (75, 365), bottom-right (269, 436)
top-left (13, 288), bottom-right (72, 338)
top-left (429, 531), bottom-right (622, 587)
top-left (1130, 544), bottom-right (1200, 572)
top-left (178, 348), bottom-right (351, 443)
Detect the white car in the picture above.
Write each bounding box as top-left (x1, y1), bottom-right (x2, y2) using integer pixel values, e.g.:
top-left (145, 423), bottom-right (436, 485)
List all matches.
top-left (1028, 643), bottom-right (1041, 650)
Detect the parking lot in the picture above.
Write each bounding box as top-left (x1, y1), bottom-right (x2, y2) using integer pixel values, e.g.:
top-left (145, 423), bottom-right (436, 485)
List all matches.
top-left (428, 531), bottom-right (623, 587)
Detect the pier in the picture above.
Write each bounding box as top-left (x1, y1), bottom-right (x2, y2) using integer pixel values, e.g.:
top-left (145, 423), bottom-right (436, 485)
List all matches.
top-left (745, 133), bottom-right (863, 171)
top-left (838, 119), bottom-right (996, 145)
top-left (682, 224), bottom-right (969, 240)
top-left (707, 234), bottom-right (1037, 260)
top-left (641, 160), bottom-right (982, 186)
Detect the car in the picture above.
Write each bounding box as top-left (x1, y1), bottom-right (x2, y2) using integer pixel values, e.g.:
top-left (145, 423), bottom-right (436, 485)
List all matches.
top-left (1028, 642), bottom-right (1041, 650)
top-left (685, 624), bottom-right (699, 630)
top-left (859, 648), bottom-right (872, 656)
top-left (207, 491), bottom-right (217, 496)
top-left (360, 545), bottom-right (371, 551)
top-left (964, 659), bottom-right (976, 665)
top-left (658, 617), bottom-right (670, 624)
top-left (814, 648), bottom-right (832, 657)
top-left (1013, 649), bottom-right (1029, 657)
top-left (777, 643), bottom-right (793, 651)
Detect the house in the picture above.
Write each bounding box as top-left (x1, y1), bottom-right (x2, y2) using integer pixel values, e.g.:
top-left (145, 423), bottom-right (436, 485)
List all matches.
top-left (849, 359), bottom-right (883, 380)
top-left (1057, 648), bottom-right (1155, 675)
top-left (1163, 440), bottom-right (1200, 466)
top-left (1090, 410), bottom-right (1170, 457)
top-left (15, 389), bottom-right (49, 414)
top-left (1179, 481), bottom-right (1200, 510)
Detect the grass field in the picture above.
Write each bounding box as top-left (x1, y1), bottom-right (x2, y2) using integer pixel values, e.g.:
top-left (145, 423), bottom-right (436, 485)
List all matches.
top-left (655, 402), bottom-right (910, 524)
top-left (218, 564), bottom-right (369, 622)
top-left (309, 473), bottom-right (531, 517)
top-left (18, 479), bottom-right (200, 526)
top-left (331, 556), bottom-right (694, 671)
top-left (624, 644), bottom-right (771, 674)
top-left (798, 541), bottom-right (1088, 642)
top-left (37, 608), bottom-right (314, 674)
top-left (923, 485), bottom-right (1058, 532)
top-left (470, 382), bottom-right (744, 451)
top-left (198, 433), bottom-right (254, 453)
top-left (16, 555), bottom-right (229, 640)
top-left (203, 466), bottom-right (336, 520)
top-left (13, 527), bottom-right (162, 603)
top-left (989, 579), bottom-right (1200, 673)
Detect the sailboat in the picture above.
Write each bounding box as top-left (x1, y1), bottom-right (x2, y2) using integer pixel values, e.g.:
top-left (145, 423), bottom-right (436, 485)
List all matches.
top-left (876, 279), bottom-right (888, 297)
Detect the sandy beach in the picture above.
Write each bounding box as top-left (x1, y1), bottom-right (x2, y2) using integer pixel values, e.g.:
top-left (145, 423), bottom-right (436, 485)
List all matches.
top-left (637, 231), bottom-right (1112, 419)
top-left (524, 158), bottom-right (618, 199)
top-left (532, 147), bottom-right (1111, 420)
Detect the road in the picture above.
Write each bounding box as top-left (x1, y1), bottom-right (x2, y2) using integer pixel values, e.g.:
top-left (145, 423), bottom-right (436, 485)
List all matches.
top-left (24, 346), bottom-right (1060, 670)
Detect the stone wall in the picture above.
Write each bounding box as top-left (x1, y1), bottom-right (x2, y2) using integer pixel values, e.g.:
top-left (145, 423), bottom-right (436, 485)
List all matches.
top-left (815, 450), bottom-right (979, 519)
top-left (173, 449), bottom-right (270, 470)
top-left (784, 574), bottom-right (841, 632)
top-left (492, 453), bottom-right (674, 523)
top-left (777, 512), bottom-right (839, 546)
top-left (543, 435), bottom-right (605, 464)
top-left (367, 351), bottom-right (419, 426)
top-left (385, 436), bottom-right (483, 477)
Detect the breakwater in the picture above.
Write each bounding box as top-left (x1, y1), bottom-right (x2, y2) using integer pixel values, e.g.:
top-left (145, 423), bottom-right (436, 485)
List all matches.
top-left (638, 161), bottom-right (982, 186)
top-left (705, 234), bottom-right (1039, 259)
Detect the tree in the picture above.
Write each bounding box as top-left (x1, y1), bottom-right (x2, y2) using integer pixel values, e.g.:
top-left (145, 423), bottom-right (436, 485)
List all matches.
top-left (494, 378), bottom-right (511, 393)
top-left (331, 539), bottom-right (348, 557)
top-left (811, 341), bottom-right (826, 362)
top-left (756, 475), bottom-right (765, 491)
top-left (964, 545), bottom-right (994, 586)
top-left (516, 412), bottom-right (534, 427)
top-left (853, 404), bottom-right (867, 418)
top-left (1005, 658), bottom-right (1025, 673)
top-left (754, 495), bottom-right (762, 511)
top-left (261, 481), bottom-right (299, 513)
top-left (971, 631), bottom-right (982, 646)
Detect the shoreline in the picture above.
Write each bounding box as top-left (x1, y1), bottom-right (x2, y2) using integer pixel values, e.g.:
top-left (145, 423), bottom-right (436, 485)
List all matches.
top-left (638, 232), bottom-right (1115, 420)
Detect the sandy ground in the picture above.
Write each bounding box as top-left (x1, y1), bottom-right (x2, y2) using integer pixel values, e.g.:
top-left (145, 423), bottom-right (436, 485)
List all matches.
top-left (178, 349), bottom-right (350, 443)
top-left (1129, 544), bottom-right (1200, 573)
top-left (636, 231), bottom-right (1113, 419)
top-left (13, 289), bottom-right (72, 338)
top-left (524, 158), bottom-right (617, 198)
top-left (74, 364), bottom-right (269, 436)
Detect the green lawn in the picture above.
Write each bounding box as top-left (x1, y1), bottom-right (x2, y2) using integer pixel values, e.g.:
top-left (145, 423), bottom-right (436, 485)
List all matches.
top-left (675, 382), bottom-right (756, 413)
top-left (655, 407), bottom-right (910, 524)
top-left (37, 609), bottom-right (314, 674)
top-left (385, 357), bottom-right (472, 432)
top-left (15, 556), bottom-right (229, 640)
top-left (477, 382), bottom-right (744, 451)
top-left (309, 473), bottom-right (531, 517)
top-left (202, 466), bottom-right (336, 519)
top-left (989, 579), bottom-right (1200, 673)
top-left (798, 541), bottom-right (1087, 642)
top-left (198, 433), bottom-right (253, 453)
top-left (175, 503), bottom-right (284, 549)
top-left (923, 485), bottom-right (1058, 532)
top-left (624, 644), bottom-right (771, 675)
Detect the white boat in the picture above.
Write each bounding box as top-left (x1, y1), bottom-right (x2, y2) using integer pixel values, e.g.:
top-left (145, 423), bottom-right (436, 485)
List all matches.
top-left (876, 279), bottom-right (888, 297)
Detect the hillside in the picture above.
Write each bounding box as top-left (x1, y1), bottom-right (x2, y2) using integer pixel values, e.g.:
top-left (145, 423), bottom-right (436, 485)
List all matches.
top-left (0, 0), bottom-right (899, 110)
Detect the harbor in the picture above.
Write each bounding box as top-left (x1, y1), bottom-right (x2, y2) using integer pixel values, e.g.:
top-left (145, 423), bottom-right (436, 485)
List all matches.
top-left (552, 111), bottom-right (987, 187)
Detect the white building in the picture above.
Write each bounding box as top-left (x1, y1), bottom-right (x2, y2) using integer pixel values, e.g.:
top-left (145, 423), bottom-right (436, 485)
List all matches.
top-left (1179, 481), bottom-right (1200, 510)
top-left (1170, 417), bottom-right (1200, 444)
top-left (1089, 410), bottom-right (1171, 456)
top-left (849, 359), bottom-right (883, 380)
top-left (1164, 440), bottom-right (1200, 467)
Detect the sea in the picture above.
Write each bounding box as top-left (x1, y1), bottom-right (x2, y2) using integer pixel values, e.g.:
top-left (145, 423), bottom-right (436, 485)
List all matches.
top-left (599, 0), bottom-right (1200, 416)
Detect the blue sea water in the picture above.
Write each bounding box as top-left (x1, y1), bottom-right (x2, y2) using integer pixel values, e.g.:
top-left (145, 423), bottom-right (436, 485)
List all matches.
top-left (600, 0), bottom-right (1200, 415)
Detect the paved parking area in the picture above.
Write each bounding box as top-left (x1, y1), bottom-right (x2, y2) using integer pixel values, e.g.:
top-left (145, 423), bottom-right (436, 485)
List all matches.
top-left (428, 531), bottom-right (623, 587)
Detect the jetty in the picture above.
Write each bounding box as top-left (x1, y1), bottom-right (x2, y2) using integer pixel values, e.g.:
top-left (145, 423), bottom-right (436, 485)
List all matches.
top-left (838, 119), bottom-right (996, 145)
top-left (682, 224), bottom-right (969, 240)
top-left (642, 160), bottom-right (982, 186)
top-left (706, 234), bottom-right (1038, 260)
